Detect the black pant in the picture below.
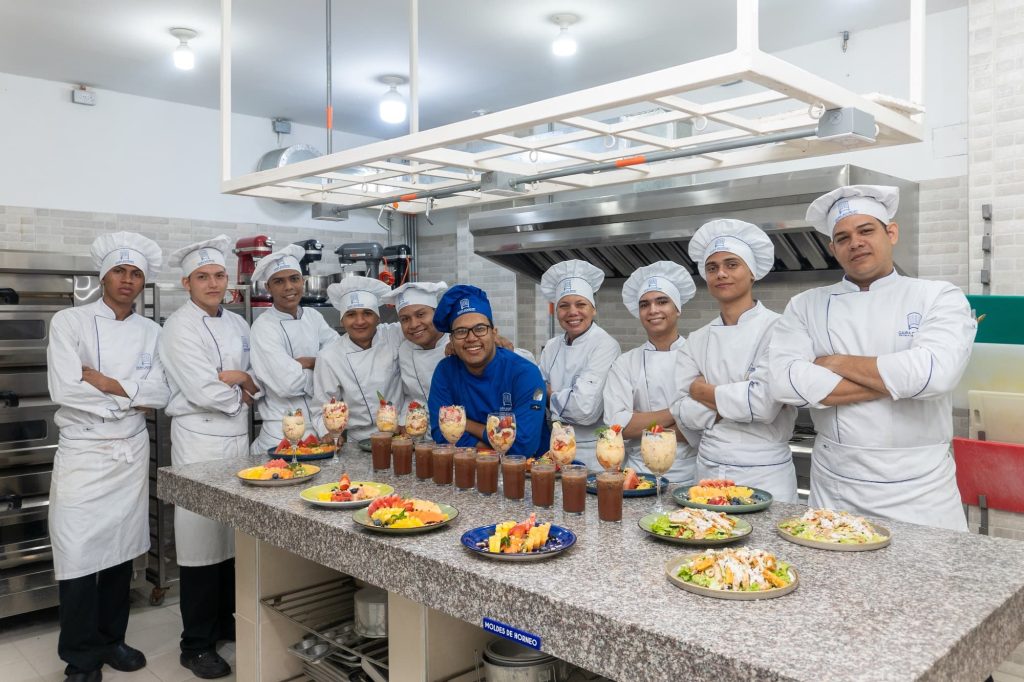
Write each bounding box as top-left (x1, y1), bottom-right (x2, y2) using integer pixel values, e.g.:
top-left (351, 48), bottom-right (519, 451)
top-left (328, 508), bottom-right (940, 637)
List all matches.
top-left (179, 558), bottom-right (235, 653)
top-left (57, 559), bottom-right (133, 675)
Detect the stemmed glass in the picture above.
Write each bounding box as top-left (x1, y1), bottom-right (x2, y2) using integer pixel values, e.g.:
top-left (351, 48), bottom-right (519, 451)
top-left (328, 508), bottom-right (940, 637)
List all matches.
top-left (322, 397), bottom-right (349, 465)
top-left (405, 402), bottom-right (429, 441)
top-left (641, 427), bottom-right (676, 513)
top-left (375, 392), bottom-right (398, 434)
top-left (282, 409), bottom-right (306, 466)
top-left (595, 425), bottom-right (625, 472)
top-left (486, 412), bottom-right (517, 457)
top-left (439, 405), bottom-right (467, 445)
top-left (548, 421), bottom-right (576, 466)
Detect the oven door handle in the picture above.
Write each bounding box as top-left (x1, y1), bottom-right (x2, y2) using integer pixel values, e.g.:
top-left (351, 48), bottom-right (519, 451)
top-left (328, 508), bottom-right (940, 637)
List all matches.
top-left (0, 390), bottom-right (18, 408)
top-left (0, 493), bottom-right (22, 511)
top-left (0, 287), bottom-right (18, 305)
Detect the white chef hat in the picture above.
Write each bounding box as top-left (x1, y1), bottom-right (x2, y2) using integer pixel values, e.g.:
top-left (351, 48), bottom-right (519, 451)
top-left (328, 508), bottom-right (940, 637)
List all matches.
top-left (90, 231), bottom-right (162, 281)
top-left (380, 281), bottom-right (449, 312)
top-left (621, 261), bottom-right (696, 318)
top-left (688, 219), bottom-right (775, 281)
top-left (169, 235), bottom-right (231, 277)
top-left (251, 243), bottom-right (305, 284)
top-left (327, 276), bottom-right (392, 315)
top-left (806, 185), bottom-right (900, 237)
top-left (540, 260), bottom-right (605, 307)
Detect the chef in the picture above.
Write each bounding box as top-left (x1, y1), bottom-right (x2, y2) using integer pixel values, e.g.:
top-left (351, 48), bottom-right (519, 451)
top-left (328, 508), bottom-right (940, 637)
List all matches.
top-left (249, 244), bottom-right (339, 454)
top-left (603, 262), bottom-right (700, 484)
top-left (769, 185), bottom-right (976, 530)
top-left (427, 285), bottom-right (549, 456)
top-left (313, 276), bottom-right (404, 442)
top-left (538, 260), bottom-right (620, 468)
top-left (161, 235), bottom-right (258, 679)
top-left (380, 280), bottom-right (450, 408)
top-left (672, 219), bottom-right (797, 501)
top-left (47, 232), bottom-right (168, 682)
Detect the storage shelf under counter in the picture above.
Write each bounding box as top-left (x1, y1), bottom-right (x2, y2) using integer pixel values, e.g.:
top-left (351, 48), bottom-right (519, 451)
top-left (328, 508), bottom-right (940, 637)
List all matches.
top-left (158, 444), bottom-right (1024, 682)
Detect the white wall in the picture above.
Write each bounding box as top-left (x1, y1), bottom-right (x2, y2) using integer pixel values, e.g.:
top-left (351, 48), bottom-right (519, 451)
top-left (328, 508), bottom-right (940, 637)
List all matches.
top-left (0, 71), bottom-right (384, 233)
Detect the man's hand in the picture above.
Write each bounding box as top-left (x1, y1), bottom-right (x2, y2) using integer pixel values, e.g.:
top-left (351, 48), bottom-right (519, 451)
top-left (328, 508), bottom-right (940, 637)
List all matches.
top-left (82, 367), bottom-right (128, 398)
top-left (815, 354), bottom-right (887, 395)
top-left (219, 370), bottom-right (258, 396)
top-left (297, 357), bottom-right (316, 370)
top-left (495, 335), bottom-right (514, 351)
top-left (444, 340), bottom-right (456, 356)
top-left (688, 376), bottom-right (718, 412)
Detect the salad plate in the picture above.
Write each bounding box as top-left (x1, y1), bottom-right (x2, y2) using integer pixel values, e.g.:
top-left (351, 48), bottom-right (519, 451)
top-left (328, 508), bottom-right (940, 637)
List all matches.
top-left (461, 519), bottom-right (576, 562)
top-left (665, 550), bottom-right (798, 601)
top-left (638, 511), bottom-right (751, 546)
top-left (777, 510), bottom-right (891, 551)
top-left (586, 472), bottom-right (667, 497)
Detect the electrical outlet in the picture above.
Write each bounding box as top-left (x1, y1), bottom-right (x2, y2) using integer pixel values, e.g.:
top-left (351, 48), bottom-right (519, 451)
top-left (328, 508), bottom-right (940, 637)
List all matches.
top-left (72, 88), bottom-right (96, 106)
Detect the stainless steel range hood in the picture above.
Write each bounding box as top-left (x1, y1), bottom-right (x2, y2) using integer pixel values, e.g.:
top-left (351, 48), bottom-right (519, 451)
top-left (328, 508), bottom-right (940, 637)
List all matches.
top-left (469, 165), bottom-right (918, 281)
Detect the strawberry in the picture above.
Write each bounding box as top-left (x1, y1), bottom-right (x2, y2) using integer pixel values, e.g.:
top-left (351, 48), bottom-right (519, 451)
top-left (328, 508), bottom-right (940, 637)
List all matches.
top-left (338, 474), bottom-right (351, 491)
top-left (611, 424), bottom-right (622, 434)
top-left (331, 489), bottom-right (353, 502)
top-left (408, 401), bottom-right (422, 410)
top-left (647, 423), bottom-right (665, 434)
top-left (376, 391), bottom-right (392, 406)
top-left (499, 415), bottom-right (514, 429)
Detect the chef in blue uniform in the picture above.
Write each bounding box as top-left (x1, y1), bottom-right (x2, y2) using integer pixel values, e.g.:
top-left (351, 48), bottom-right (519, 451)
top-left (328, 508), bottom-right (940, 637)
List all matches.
top-left (427, 285), bottom-right (549, 456)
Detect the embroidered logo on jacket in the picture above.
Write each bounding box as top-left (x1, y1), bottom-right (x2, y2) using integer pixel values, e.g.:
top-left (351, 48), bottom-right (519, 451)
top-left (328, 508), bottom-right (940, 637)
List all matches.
top-left (241, 335), bottom-right (250, 352)
top-left (898, 312), bottom-right (922, 337)
top-left (136, 352), bottom-right (153, 370)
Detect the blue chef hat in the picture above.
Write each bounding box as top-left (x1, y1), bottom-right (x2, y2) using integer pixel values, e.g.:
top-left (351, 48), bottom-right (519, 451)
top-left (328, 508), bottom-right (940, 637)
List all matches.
top-left (432, 284), bottom-right (493, 333)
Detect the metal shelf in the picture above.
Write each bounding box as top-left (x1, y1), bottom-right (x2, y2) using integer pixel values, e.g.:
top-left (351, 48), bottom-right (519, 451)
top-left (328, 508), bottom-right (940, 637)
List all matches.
top-left (260, 578), bottom-right (390, 673)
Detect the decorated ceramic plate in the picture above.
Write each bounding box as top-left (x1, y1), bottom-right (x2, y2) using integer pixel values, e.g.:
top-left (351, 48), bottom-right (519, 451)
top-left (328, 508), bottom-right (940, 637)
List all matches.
top-left (238, 464), bottom-right (321, 487)
top-left (352, 503), bottom-right (459, 535)
top-left (672, 486), bottom-right (773, 513)
top-left (586, 472), bottom-right (668, 497)
top-left (300, 481), bottom-right (395, 509)
top-left (460, 524), bottom-right (577, 561)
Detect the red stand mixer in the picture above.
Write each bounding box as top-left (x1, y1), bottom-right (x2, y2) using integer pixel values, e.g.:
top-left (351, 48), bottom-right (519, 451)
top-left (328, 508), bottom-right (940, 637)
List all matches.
top-left (233, 235), bottom-right (275, 306)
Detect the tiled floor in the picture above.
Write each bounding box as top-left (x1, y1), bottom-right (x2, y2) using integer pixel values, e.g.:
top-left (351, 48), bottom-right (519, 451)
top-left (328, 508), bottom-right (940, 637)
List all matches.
top-left (0, 586), bottom-right (235, 682)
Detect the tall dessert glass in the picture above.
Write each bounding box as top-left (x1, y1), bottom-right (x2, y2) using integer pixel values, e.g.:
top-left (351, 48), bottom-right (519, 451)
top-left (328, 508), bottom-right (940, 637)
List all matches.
top-left (486, 412), bottom-right (517, 457)
top-left (549, 421), bottom-right (576, 466)
top-left (405, 401), bottom-right (429, 441)
top-left (282, 409), bottom-right (306, 466)
top-left (322, 398), bottom-right (349, 464)
top-left (439, 405), bottom-right (467, 445)
top-left (641, 427), bottom-right (676, 512)
top-left (594, 425), bottom-right (625, 472)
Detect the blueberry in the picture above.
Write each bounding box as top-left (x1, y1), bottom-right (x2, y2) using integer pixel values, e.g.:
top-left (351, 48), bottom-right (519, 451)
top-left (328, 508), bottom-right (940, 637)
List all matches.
top-left (272, 473), bottom-right (280, 479)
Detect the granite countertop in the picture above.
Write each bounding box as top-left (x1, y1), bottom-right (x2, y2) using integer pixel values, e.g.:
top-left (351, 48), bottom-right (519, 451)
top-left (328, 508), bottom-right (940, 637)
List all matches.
top-left (158, 445), bottom-right (1024, 682)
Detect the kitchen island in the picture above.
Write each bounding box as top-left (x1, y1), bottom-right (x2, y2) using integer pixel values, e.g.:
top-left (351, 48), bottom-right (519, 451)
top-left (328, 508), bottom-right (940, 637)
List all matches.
top-left (158, 444), bottom-right (1024, 682)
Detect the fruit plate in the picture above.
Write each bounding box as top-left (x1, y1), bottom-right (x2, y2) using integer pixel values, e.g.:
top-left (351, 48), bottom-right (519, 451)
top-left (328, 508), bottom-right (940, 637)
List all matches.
top-left (664, 554), bottom-right (799, 601)
top-left (352, 503), bottom-right (459, 534)
top-left (776, 518), bottom-right (892, 552)
top-left (238, 465), bottom-right (321, 487)
top-left (300, 482), bottom-right (395, 509)
top-left (266, 446), bottom-right (337, 462)
top-left (638, 513), bottom-right (752, 546)
top-left (460, 524), bottom-right (577, 561)
top-left (524, 458), bottom-right (585, 478)
top-left (586, 472), bottom-right (668, 497)
top-left (672, 486), bottom-right (773, 513)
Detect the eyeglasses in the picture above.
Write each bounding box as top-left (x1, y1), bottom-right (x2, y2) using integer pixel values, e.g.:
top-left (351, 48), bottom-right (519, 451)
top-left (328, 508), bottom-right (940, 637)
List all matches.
top-left (451, 323), bottom-right (493, 340)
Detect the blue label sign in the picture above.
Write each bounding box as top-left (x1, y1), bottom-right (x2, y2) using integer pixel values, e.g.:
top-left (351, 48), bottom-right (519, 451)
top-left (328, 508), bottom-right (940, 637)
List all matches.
top-left (482, 618), bottom-right (541, 650)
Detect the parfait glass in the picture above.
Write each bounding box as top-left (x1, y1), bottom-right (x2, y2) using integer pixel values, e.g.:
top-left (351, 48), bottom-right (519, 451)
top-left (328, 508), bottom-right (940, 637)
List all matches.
top-left (548, 422), bottom-right (576, 467)
top-left (322, 398), bottom-right (349, 464)
top-left (282, 412), bottom-right (306, 466)
top-left (405, 403), bottom-right (429, 442)
top-left (439, 405), bottom-right (467, 445)
top-left (595, 426), bottom-right (625, 473)
top-left (486, 412), bottom-right (517, 457)
top-left (641, 428), bottom-right (676, 513)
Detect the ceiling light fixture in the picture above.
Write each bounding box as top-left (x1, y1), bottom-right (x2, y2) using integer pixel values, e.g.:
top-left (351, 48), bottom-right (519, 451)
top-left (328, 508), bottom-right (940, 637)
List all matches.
top-left (170, 27), bottom-right (197, 70)
top-left (550, 14), bottom-right (579, 57)
top-left (378, 75), bottom-right (408, 124)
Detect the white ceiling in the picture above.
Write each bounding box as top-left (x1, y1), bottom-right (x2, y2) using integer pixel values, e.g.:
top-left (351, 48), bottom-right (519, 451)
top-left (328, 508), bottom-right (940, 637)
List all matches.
top-left (0, 0), bottom-right (965, 140)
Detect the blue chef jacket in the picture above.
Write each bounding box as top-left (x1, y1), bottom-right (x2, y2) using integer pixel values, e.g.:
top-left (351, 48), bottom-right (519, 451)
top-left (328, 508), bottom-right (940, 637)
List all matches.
top-left (428, 348), bottom-right (549, 457)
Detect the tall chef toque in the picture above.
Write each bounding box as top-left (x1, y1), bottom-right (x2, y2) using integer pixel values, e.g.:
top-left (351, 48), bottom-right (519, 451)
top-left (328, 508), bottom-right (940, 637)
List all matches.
top-left (90, 231), bottom-right (162, 280)
top-left (621, 261), bottom-right (696, 318)
top-left (805, 185), bottom-right (900, 238)
top-left (380, 281), bottom-right (449, 312)
top-left (432, 284), bottom-right (493, 333)
top-left (688, 219), bottom-right (775, 281)
top-left (169, 235), bottom-right (231, 276)
top-left (250, 243), bottom-right (305, 283)
top-left (540, 259), bottom-right (605, 307)
top-left (327, 276), bottom-right (392, 316)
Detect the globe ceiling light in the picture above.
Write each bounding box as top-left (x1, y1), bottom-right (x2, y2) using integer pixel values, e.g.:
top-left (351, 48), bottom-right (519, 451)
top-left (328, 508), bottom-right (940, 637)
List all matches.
top-left (170, 27), bottom-right (198, 71)
top-left (550, 14), bottom-right (579, 57)
top-left (378, 75), bottom-right (408, 124)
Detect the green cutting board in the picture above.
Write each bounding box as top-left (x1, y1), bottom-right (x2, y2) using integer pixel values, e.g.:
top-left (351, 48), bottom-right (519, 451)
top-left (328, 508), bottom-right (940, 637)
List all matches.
top-left (967, 295), bottom-right (1024, 345)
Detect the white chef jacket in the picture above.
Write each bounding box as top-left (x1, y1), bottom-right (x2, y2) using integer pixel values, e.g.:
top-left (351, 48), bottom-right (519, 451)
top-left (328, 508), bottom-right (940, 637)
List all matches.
top-left (603, 336), bottom-right (699, 484)
top-left (313, 322), bottom-right (405, 442)
top-left (769, 271), bottom-right (976, 530)
top-left (673, 302), bottom-right (797, 501)
top-left (161, 300), bottom-right (258, 565)
top-left (47, 299), bottom-right (169, 579)
top-left (398, 333), bottom-right (449, 408)
top-left (249, 305), bottom-right (339, 453)
top-left (539, 323), bottom-right (620, 468)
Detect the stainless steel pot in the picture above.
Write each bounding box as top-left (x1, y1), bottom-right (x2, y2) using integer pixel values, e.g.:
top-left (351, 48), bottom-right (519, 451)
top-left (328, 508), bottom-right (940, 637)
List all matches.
top-left (303, 274), bottom-right (339, 303)
top-left (353, 587), bottom-right (387, 638)
top-left (483, 640), bottom-right (569, 682)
